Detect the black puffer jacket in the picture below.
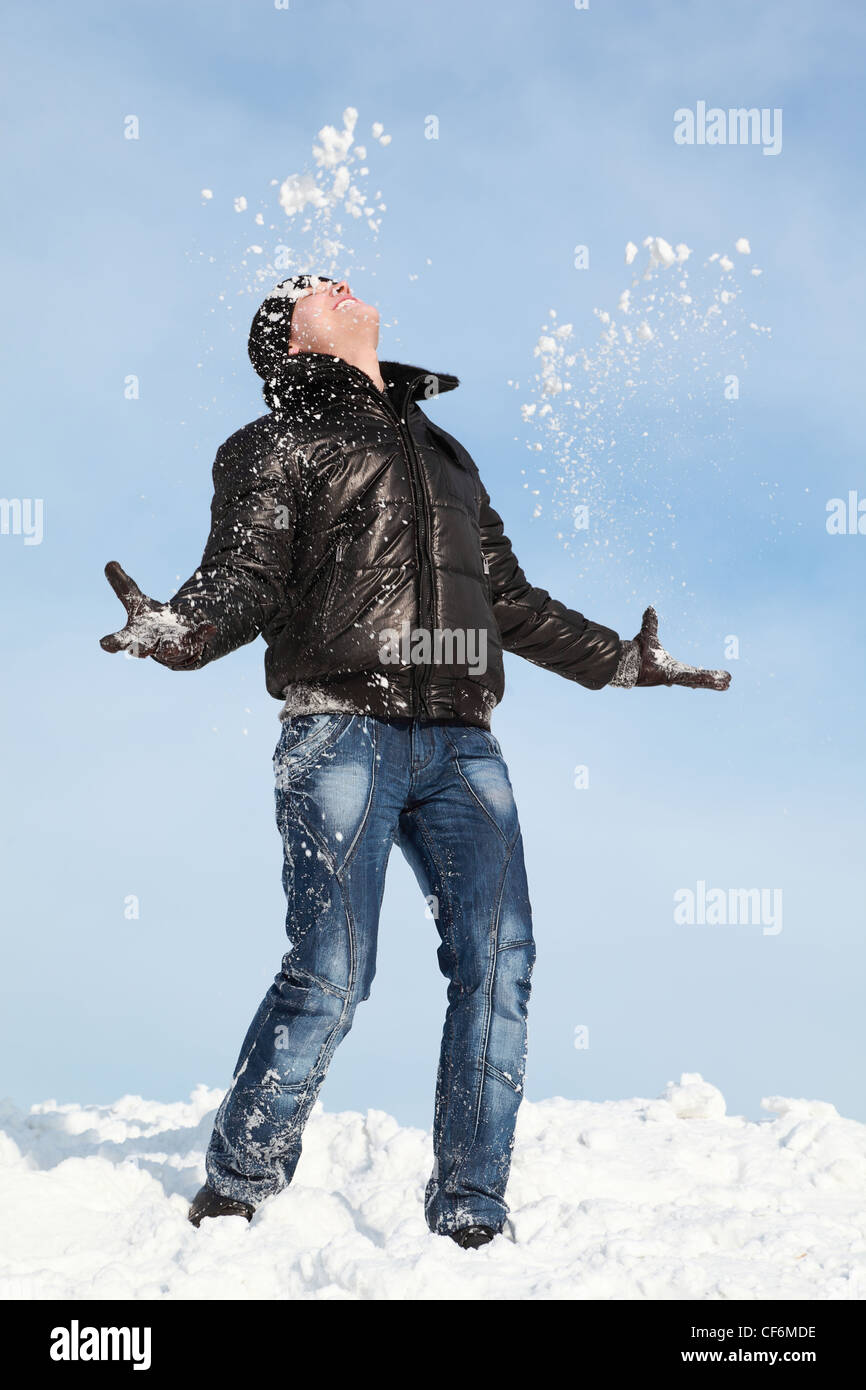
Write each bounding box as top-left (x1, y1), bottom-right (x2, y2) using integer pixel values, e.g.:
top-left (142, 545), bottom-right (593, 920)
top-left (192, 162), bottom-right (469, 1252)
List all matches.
top-left (171, 353), bottom-right (623, 728)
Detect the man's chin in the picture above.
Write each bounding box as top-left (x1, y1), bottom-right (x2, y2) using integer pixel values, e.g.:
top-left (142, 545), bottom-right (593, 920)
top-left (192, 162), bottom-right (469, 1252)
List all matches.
top-left (342, 302), bottom-right (379, 327)
top-left (337, 319), bottom-right (380, 351)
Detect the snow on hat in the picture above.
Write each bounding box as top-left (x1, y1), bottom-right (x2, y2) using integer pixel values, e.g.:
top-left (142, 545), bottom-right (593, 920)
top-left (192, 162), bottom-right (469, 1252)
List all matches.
top-left (248, 274), bottom-right (335, 380)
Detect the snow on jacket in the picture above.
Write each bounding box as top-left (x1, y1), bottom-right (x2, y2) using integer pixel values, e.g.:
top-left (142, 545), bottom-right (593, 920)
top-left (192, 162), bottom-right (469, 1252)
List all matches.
top-left (170, 353), bottom-right (623, 728)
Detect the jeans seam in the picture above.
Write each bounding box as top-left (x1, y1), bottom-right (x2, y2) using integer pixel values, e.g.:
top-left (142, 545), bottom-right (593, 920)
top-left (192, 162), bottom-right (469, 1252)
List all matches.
top-left (453, 836), bottom-right (516, 1186)
top-left (215, 1007), bottom-right (274, 1142)
top-left (283, 722), bottom-right (375, 1130)
top-left (289, 870), bottom-right (357, 1131)
top-left (408, 806), bottom-right (461, 1161)
top-left (444, 751), bottom-right (510, 847)
top-left (374, 824), bottom-right (398, 921)
top-left (291, 725), bottom-right (382, 1111)
top-left (409, 722), bottom-right (436, 776)
top-left (341, 717), bottom-right (378, 873)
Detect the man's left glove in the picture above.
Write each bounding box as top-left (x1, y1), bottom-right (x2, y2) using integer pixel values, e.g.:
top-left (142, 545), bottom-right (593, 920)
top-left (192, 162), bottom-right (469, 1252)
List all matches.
top-left (610, 606), bottom-right (731, 691)
top-left (99, 561), bottom-right (216, 670)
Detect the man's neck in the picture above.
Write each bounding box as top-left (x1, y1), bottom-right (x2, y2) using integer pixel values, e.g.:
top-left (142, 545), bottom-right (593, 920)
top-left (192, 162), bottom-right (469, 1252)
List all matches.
top-left (340, 345), bottom-right (385, 393)
top-left (289, 346), bottom-right (387, 394)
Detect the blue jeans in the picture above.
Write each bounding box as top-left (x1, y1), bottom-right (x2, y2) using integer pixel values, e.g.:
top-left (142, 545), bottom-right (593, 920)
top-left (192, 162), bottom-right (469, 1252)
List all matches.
top-left (206, 714), bottom-right (535, 1234)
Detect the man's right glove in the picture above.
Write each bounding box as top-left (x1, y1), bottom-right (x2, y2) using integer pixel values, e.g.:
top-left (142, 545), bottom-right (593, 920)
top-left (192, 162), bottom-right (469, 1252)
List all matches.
top-left (99, 561), bottom-right (216, 670)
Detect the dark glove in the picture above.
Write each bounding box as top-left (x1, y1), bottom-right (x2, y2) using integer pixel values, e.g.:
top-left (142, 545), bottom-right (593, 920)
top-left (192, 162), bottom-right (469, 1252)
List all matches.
top-left (99, 561), bottom-right (216, 670)
top-left (611, 606), bottom-right (731, 691)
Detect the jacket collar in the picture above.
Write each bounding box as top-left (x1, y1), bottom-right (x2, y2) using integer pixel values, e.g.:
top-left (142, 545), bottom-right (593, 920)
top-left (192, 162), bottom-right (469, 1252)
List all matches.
top-left (263, 352), bottom-right (459, 412)
top-left (380, 360), bottom-right (460, 406)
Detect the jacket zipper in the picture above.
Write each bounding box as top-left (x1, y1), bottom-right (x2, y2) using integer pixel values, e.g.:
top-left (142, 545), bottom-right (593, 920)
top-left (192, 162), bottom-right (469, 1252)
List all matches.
top-left (398, 381), bottom-right (435, 715)
top-left (323, 362), bottom-right (436, 716)
top-left (321, 538), bottom-right (345, 621)
top-left (354, 370), bottom-right (434, 715)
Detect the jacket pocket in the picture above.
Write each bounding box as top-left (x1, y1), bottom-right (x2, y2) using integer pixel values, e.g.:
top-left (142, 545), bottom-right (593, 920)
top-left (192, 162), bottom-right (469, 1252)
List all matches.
top-left (482, 553), bottom-right (493, 606)
top-left (320, 537), bottom-right (346, 622)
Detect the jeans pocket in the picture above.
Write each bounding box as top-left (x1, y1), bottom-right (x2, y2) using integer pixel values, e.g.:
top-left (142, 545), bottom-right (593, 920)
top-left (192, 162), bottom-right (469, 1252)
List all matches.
top-left (274, 714), bottom-right (352, 785)
top-left (443, 725), bottom-right (504, 766)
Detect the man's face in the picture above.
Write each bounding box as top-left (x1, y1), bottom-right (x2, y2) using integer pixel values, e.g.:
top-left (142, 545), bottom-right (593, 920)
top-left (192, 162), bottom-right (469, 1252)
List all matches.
top-left (288, 278), bottom-right (380, 358)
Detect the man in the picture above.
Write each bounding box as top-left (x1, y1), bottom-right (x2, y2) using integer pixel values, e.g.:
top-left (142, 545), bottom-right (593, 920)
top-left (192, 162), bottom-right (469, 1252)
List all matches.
top-left (101, 274), bottom-right (730, 1248)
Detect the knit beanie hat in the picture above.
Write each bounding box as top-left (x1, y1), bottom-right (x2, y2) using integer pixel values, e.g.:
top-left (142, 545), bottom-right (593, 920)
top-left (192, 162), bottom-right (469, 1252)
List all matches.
top-left (247, 274), bottom-right (335, 380)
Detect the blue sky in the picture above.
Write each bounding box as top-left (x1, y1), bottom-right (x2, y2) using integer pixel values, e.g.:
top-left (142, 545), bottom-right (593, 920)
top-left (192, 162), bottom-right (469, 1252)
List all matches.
top-left (2, 0), bottom-right (865, 1126)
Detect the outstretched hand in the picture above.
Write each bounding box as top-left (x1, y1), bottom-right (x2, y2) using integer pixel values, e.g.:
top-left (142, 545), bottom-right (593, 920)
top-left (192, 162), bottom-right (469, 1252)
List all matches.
top-left (99, 561), bottom-right (216, 669)
top-left (635, 606), bottom-right (731, 691)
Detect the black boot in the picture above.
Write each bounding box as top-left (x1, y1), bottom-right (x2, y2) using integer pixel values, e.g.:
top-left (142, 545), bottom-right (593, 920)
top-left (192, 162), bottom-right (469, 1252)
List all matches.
top-left (188, 1184), bottom-right (254, 1228)
top-left (448, 1224), bottom-right (497, 1250)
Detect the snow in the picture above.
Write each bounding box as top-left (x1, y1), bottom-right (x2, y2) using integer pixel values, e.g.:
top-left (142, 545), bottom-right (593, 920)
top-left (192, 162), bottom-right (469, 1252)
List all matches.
top-left (278, 171), bottom-right (329, 217)
top-left (108, 604), bottom-right (190, 653)
top-left (2, 1074), bottom-right (863, 1301)
top-left (279, 682), bottom-right (365, 720)
top-left (271, 107), bottom-right (389, 264)
top-left (645, 235), bottom-right (676, 268)
top-left (197, 105), bottom-right (394, 335)
top-left (277, 107), bottom-right (385, 234)
top-left (314, 107), bottom-right (358, 168)
top-left (516, 233), bottom-right (770, 596)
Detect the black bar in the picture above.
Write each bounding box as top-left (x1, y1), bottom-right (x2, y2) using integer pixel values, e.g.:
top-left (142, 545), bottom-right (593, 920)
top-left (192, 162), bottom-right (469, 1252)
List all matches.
top-left (2, 1297), bottom-right (859, 1373)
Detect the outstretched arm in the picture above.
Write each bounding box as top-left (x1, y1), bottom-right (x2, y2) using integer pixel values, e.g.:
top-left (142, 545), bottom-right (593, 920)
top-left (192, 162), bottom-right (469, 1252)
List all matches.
top-left (100, 432), bottom-right (296, 670)
top-left (479, 482), bottom-right (622, 689)
top-left (479, 484), bottom-right (730, 692)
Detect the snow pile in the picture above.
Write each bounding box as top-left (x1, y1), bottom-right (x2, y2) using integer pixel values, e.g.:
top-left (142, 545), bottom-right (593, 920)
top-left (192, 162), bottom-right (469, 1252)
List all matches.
top-left (513, 235), bottom-right (771, 592)
top-left (1, 1074), bottom-right (864, 1301)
